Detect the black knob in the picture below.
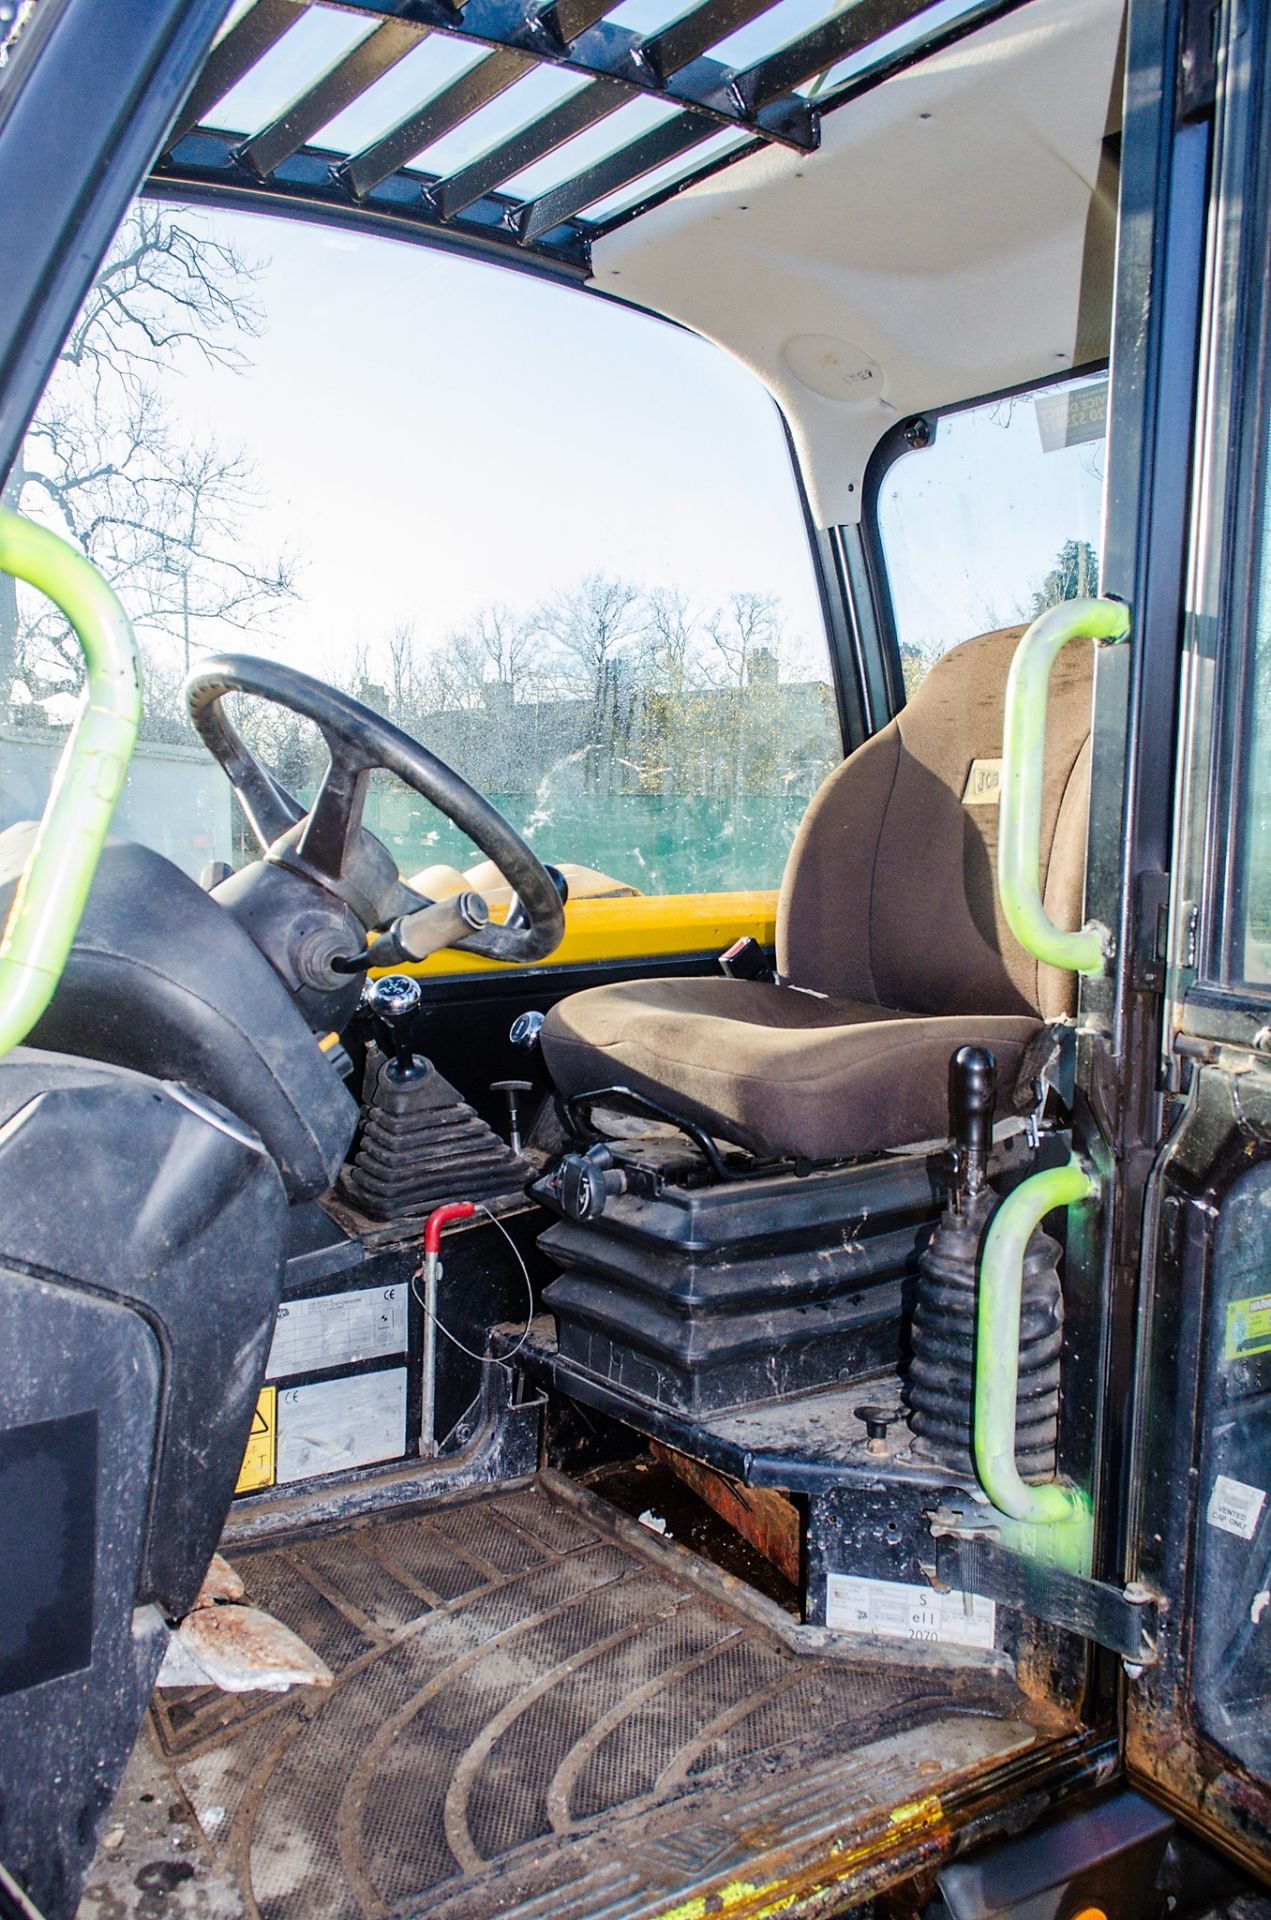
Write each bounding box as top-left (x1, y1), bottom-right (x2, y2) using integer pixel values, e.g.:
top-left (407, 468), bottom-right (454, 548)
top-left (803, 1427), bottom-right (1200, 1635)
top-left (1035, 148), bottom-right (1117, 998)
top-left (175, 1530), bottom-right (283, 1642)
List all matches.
top-left (949, 1045), bottom-right (995, 1197)
top-left (553, 1144), bottom-right (627, 1221)
top-left (855, 1404), bottom-right (901, 1455)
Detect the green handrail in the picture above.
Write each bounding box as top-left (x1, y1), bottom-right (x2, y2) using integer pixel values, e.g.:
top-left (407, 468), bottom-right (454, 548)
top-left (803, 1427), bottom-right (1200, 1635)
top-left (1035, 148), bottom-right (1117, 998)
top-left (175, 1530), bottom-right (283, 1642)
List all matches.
top-left (975, 1154), bottom-right (1098, 1528)
top-left (0, 510), bottom-right (141, 1059)
top-left (999, 596), bottom-right (1130, 975)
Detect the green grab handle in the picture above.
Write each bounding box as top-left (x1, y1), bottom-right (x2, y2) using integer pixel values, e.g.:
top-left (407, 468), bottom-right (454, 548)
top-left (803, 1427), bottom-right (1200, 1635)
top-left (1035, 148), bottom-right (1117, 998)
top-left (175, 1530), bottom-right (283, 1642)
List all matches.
top-left (0, 510), bottom-right (141, 1059)
top-left (975, 1154), bottom-right (1099, 1528)
top-left (999, 595), bottom-right (1130, 975)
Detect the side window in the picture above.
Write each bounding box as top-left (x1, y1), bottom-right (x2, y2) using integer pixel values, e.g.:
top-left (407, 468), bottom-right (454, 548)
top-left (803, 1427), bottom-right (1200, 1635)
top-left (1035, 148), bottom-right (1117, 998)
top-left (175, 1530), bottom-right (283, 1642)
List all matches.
top-left (1239, 513), bottom-right (1271, 985)
top-left (0, 204), bottom-right (840, 901)
top-left (873, 374), bottom-right (1107, 696)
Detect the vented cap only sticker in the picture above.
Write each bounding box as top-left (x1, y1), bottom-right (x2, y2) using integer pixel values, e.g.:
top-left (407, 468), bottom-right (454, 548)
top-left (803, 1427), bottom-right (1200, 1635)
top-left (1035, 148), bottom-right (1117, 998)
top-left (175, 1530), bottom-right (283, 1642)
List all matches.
top-left (1207, 1474), bottom-right (1267, 1541)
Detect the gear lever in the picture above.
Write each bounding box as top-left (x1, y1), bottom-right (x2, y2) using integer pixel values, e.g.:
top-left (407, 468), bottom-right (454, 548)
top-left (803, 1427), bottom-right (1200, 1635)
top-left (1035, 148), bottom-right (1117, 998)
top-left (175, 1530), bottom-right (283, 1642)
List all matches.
top-left (949, 1044), bottom-right (995, 1205)
top-left (363, 974), bottom-right (424, 1081)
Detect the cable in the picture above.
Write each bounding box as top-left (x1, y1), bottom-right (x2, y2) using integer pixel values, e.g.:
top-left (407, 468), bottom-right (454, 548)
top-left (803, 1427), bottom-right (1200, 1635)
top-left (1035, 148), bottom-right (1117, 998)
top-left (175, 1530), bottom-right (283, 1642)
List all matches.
top-left (411, 1202), bottom-right (536, 1365)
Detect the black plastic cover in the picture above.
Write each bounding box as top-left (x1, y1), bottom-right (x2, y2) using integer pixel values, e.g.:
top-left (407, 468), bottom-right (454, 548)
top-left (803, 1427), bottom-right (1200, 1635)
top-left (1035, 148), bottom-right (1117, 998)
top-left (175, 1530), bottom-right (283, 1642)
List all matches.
top-left (0, 825), bottom-right (356, 1200)
top-left (0, 1048), bottom-right (288, 1612)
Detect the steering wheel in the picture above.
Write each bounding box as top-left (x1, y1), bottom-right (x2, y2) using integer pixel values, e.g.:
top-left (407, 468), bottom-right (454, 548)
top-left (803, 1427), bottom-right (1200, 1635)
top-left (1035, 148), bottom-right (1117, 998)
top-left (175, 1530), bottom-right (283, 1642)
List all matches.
top-left (185, 655), bottom-right (565, 965)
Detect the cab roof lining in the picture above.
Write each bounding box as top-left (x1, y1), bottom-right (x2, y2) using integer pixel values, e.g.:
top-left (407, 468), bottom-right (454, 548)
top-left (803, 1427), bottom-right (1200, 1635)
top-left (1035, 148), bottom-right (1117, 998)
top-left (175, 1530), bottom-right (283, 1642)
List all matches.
top-left (592, 0), bottom-right (1124, 524)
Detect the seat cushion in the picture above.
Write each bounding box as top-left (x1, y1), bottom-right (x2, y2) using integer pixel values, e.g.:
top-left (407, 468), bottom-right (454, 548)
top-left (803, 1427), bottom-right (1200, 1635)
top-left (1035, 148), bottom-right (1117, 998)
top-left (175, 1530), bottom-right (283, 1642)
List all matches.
top-left (541, 976), bottom-right (1041, 1162)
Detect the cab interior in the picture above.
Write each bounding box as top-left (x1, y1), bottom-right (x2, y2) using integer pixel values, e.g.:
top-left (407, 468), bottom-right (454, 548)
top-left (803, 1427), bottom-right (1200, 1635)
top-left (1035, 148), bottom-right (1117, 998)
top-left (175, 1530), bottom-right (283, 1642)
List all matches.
top-left (0, 1), bottom-right (1177, 1917)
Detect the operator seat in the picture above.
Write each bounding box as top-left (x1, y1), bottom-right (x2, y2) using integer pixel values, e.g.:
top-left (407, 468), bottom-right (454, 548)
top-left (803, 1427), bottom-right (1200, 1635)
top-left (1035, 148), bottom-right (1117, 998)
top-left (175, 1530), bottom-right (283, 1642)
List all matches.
top-left (541, 624), bottom-right (1093, 1162)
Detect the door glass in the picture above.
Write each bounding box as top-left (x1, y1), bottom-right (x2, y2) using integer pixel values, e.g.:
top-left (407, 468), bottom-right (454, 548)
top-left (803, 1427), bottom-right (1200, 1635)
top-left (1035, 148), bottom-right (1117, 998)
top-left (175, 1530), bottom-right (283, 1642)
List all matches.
top-left (1233, 477), bottom-right (1271, 984)
top-left (876, 373), bottom-right (1107, 695)
top-left (0, 204), bottom-right (839, 900)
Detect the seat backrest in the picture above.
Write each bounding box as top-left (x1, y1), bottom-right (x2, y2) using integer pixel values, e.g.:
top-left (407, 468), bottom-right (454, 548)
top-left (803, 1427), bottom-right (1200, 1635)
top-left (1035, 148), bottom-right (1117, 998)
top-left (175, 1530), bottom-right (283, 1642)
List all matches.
top-left (777, 624), bottom-right (1093, 1020)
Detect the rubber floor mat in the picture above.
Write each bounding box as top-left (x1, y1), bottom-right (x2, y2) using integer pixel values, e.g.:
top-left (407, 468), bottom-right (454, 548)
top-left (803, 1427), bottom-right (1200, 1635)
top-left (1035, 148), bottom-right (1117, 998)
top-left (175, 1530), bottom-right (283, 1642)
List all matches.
top-left (121, 1476), bottom-right (1047, 1920)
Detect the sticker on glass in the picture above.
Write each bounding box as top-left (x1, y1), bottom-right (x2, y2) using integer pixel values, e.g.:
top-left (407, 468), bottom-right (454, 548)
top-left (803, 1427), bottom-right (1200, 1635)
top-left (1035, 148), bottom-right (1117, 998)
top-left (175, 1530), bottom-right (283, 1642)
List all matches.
top-left (1206, 1474), bottom-right (1267, 1542)
top-left (1225, 1292), bottom-right (1271, 1362)
top-left (825, 1573), bottom-right (995, 1649)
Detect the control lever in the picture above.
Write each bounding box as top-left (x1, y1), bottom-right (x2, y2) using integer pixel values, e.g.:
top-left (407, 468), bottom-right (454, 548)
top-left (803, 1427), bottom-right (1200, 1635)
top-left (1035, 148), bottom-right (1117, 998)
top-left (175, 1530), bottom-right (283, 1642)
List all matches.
top-left (542, 1142), bottom-right (628, 1221)
top-left (334, 891), bottom-right (489, 973)
top-left (363, 973), bottom-right (424, 1081)
top-left (504, 864), bottom-right (569, 933)
top-left (949, 1044), bottom-right (995, 1205)
top-left (491, 1078), bottom-right (533, 1155)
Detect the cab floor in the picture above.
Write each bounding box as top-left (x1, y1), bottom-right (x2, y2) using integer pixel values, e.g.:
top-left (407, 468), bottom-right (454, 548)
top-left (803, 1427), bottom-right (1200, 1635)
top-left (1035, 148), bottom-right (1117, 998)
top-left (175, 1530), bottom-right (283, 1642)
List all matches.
top-left (80, 1475), bottom-right (1055, 1920)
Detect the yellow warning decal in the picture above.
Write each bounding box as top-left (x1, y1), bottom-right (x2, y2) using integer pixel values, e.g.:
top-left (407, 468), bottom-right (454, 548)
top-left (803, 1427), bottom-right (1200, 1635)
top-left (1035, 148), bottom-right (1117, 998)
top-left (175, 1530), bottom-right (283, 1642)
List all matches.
top-left (236, 1385), bottom-right (277, 1494)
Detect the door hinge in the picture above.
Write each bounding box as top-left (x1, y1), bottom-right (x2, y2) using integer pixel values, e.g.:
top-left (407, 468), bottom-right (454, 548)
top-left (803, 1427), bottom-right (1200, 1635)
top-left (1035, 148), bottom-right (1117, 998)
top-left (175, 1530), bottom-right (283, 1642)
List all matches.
top-left (1131, 870), bottom-right (1171, 993)
top-left (934, 1535), bottom-right (1161, 1666)
top-left (1177, 0), bottom-right (1219, 122)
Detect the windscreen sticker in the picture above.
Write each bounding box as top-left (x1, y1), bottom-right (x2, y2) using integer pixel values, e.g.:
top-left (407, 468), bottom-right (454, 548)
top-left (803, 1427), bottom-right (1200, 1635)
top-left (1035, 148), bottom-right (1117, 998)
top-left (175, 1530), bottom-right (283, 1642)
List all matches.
top-left (1225, 1292), bottom-right (1271, 1361)
top-left (825, 1573), bottom-right (995, 1649)
top-left (1206, 1474), bottom-right (1267, 1542)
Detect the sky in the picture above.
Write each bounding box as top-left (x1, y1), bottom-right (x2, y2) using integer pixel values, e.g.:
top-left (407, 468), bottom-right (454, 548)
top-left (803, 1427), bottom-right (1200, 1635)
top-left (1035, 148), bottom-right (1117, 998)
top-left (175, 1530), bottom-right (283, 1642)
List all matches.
top-left (151, 203), bottom-right (831, 681)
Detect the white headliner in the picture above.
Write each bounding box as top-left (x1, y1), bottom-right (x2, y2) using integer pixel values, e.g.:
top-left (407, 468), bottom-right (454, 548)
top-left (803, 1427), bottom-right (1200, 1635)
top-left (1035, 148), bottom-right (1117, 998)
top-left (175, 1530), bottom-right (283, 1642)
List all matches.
top-left (591, 0), bottom-right (1124, 526)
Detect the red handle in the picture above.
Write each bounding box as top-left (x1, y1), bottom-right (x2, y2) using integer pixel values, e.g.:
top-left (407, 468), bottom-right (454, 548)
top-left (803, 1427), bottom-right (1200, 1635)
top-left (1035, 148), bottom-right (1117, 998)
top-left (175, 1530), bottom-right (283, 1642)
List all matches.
top-left (423, 1201), bottom-right (477, 1254)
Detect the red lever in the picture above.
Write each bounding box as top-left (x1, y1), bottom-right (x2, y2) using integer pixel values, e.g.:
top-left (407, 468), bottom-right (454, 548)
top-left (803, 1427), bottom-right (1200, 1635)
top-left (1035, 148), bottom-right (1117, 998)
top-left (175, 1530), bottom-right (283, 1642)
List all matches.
top-left (423, 1201), bottom-right (476, 1255)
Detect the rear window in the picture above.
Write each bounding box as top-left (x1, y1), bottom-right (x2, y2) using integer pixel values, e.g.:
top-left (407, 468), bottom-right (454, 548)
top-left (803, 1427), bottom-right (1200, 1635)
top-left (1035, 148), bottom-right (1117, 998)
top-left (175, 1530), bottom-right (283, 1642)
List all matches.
top-left (875, 373), bottom-right (1108, 695)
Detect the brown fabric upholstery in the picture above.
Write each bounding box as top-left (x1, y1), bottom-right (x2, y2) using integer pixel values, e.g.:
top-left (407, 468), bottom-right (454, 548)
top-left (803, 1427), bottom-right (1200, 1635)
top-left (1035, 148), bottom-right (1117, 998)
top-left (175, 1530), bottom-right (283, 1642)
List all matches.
top-left (542, 976), bottom-right (1042, 1162)
top-left (541, 625), bottom-right (1094, 1163)
top-left (777, 624), bottom-right (1092, 1021)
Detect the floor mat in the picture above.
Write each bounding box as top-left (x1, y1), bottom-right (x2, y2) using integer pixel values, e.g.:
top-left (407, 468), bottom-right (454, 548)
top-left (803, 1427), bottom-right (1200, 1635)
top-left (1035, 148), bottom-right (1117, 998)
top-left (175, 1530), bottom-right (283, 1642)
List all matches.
top-left (86, 1475), bottom-right (1051, 1920)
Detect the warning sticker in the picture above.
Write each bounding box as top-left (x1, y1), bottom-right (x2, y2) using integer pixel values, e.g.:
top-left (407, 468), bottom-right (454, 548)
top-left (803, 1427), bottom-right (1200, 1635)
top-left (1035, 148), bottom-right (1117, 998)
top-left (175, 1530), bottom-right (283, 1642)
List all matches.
top-left (1206, 1474), bottom-right (1267, 1542)
top-left (267, 1285), bottom-right (408, 1380)
top-left (825, 1573), bottom-right (996, 1649)
top-left (275, 1369), bottom-right (406, 1485)
top-left (236, 1385), bottom-right (277, 1494)
top-left (1225, 1292), bottom-right (1271, 1362)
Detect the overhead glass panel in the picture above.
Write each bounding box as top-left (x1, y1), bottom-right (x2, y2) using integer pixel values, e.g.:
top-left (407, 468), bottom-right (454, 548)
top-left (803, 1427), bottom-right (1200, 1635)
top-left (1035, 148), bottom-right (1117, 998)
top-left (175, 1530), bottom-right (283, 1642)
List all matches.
top-left (499, 96), bottom-right (682, 200)
top-left (708, 0), bottom-right (846, 72)
top-left (203, 6), bottom-right (375, 136)
top-left (317, 34), bottom-right (492, 157)
top-left (808, 0), bottom-right (972, 98)
top-left (412, 67), bottom-right (594, 182)
top-left (581, 126), bottom-right (751, 221)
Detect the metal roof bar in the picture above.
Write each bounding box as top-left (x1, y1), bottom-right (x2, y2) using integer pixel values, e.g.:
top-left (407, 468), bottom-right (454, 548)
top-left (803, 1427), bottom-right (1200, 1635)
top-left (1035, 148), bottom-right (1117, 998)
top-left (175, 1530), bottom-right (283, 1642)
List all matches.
top-left (428, 76), bottom-right (627, 219)
top-left (235, 18), bottom-right (426, 178)
top-left (338, 45), bottom-right (537, 196)
top-left (167, 0), bottom-right (303, 149)
top-left (155, 127), bottom-right (593, 272)
top-left (739, 0), bottom-right (936, 111)
top-left (518, 106), bottom-right (718, 239)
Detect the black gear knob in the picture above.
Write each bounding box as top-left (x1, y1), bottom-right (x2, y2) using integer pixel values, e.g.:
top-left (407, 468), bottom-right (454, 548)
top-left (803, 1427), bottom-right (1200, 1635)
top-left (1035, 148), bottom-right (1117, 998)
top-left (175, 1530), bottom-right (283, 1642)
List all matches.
top-left (949, 1045), bottom-right (995, 1197)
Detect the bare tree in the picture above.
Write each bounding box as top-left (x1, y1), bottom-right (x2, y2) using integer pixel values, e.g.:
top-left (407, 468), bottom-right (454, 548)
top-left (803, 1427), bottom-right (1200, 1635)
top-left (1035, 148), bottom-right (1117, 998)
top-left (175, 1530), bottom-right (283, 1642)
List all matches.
top-left (1, 206), bottom-right (296, 723)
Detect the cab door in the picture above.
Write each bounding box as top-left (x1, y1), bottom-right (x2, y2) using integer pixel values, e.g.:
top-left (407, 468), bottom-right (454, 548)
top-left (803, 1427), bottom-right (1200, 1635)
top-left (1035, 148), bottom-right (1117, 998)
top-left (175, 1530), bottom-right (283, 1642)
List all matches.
top-left (1120, 0), bottom-right (1271, 1875)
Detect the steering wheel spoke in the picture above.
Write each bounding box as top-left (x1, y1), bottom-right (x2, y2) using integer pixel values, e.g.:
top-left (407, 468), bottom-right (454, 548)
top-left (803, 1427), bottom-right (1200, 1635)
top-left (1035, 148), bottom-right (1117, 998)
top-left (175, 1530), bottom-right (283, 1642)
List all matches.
top-left (184, 655), bottom-right (566, 966)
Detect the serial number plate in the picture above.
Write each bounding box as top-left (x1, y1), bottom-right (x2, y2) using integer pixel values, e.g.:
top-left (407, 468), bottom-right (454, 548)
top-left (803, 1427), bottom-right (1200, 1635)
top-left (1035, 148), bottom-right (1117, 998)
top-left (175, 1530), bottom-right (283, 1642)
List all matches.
top-left (825, 1573), bottom-right (996, 1649)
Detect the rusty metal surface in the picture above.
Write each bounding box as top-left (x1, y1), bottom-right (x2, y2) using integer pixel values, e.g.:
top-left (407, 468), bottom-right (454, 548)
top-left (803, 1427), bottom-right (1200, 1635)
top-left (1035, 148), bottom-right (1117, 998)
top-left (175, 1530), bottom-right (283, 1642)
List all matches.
top-left (650, 1439), bottom-right (802, 1586)
top-left (82, 1476), bottom-right (1072, 1920)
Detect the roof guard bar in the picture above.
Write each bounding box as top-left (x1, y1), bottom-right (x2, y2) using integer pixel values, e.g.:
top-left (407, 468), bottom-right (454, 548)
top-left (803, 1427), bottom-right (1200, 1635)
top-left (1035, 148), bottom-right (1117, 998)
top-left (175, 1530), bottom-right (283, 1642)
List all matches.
top-left (0, 511), bottom-right (141, 1059)
top-left (998, 595), bottom-right (1130, 977)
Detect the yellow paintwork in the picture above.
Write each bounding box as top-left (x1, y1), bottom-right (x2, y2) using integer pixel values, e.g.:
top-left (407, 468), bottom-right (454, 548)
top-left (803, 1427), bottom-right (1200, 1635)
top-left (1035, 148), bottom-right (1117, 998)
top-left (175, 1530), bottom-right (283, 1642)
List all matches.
top-left (385, 890), bottom-right (779, 979)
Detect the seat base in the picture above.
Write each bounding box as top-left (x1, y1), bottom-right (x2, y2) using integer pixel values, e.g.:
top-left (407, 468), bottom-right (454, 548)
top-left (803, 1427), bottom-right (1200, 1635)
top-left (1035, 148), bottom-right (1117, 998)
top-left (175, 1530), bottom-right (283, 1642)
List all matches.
top-left (532, 1128), bottom-right (1035, 1419)
top-left (541, 975), bottom-right (1041, 1164)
